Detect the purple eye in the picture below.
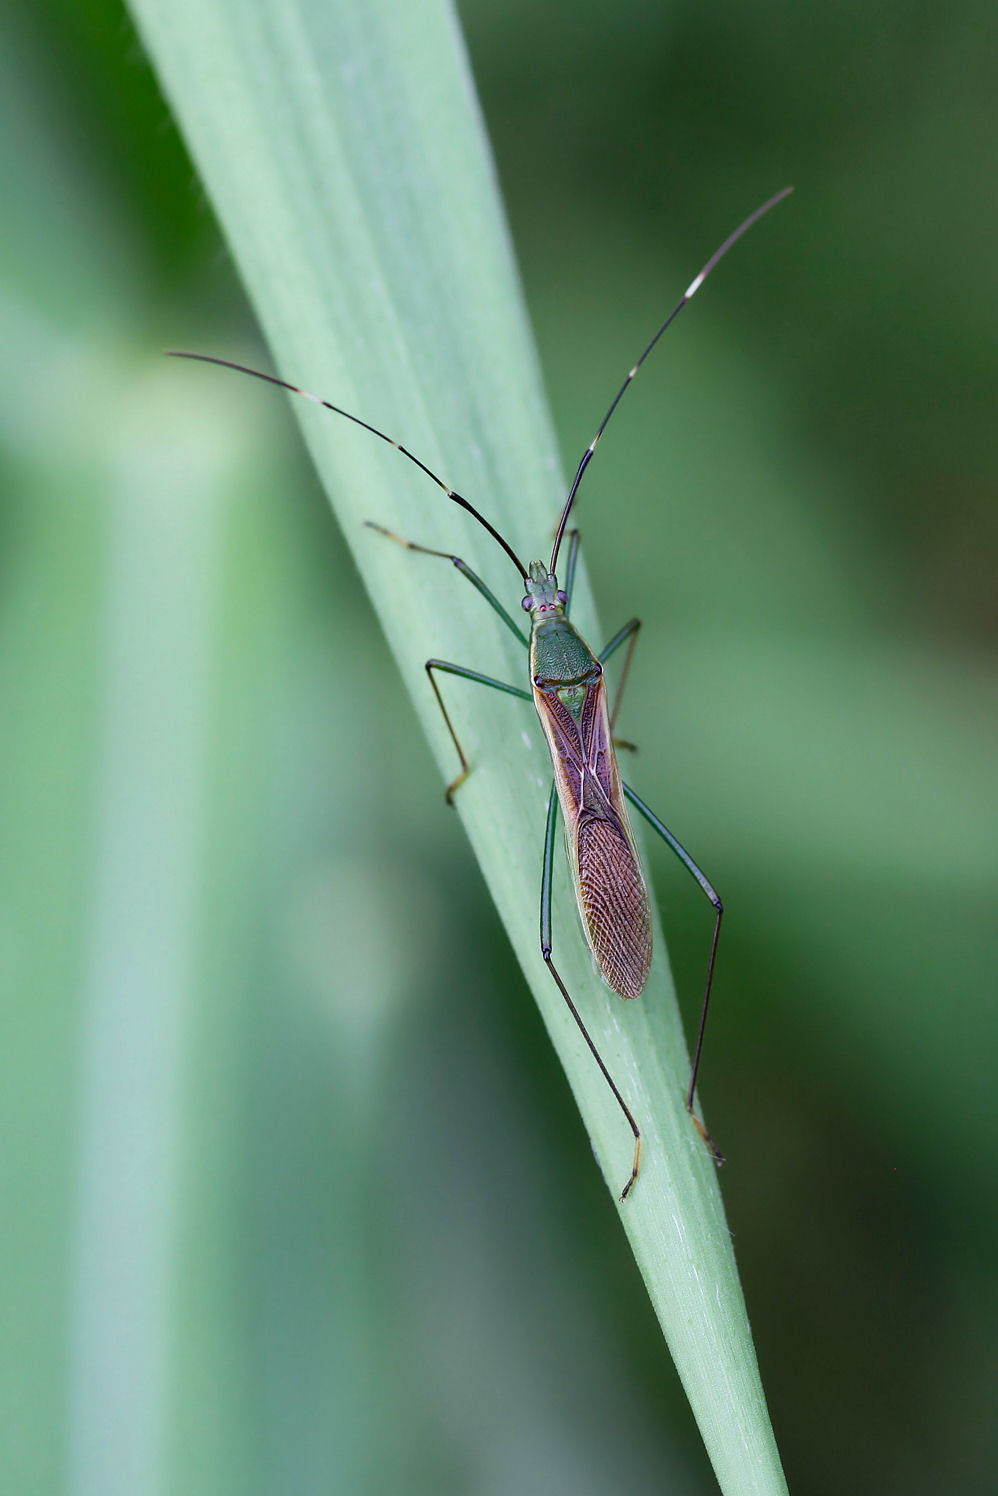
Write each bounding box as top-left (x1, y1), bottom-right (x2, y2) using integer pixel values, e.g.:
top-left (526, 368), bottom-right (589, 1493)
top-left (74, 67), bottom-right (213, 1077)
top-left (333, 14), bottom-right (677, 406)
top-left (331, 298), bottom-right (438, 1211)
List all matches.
top-left (555, 589), bottom-right (567, 604)
top-left (521, 595), bottom-right (532, 611)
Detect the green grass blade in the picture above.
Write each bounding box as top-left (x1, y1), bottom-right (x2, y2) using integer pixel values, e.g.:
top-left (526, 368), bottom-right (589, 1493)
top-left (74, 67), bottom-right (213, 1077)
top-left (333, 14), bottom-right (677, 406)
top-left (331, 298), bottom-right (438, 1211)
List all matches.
top-left (125, 1), bottom-right (788, 1488)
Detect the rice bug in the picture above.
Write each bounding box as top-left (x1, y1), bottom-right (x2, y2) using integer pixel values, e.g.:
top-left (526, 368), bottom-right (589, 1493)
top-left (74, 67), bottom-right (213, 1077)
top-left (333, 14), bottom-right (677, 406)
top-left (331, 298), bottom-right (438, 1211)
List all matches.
top-left (168, 186), bottom-right (792, 1200)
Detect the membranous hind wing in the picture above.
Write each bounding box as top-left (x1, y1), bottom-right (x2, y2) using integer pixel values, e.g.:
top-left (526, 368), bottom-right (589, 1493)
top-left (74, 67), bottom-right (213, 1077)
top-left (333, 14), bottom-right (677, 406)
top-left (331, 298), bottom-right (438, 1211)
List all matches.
top-left (533, 673), bottom-right (652, 999)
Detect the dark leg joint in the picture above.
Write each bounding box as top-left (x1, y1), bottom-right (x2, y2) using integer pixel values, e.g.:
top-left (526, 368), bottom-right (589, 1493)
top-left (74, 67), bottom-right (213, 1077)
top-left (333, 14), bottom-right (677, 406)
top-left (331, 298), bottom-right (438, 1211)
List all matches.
top-left (618, 1129), bottom-right (642, 1201)
top-left (688, 1105), bottom-right (725, 1166)
top-left (425, 660), bottom-right (471, 804)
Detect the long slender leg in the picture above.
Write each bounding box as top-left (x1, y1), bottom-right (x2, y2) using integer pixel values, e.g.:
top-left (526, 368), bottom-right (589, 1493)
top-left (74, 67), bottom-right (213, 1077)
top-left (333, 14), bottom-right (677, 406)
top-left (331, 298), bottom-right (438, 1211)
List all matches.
top-left (622, 782), bottom-right (725, 1165)
top-left (540, 783), bottom-right (643, 1202)
top-left (599, 617), bottom-right (642, 731)
top-left (597, 617), bottom-right (643, 752)
top-left (365, 522), bottom-right (527, 646)
top-left (426, 660), bottom-right (531, 803)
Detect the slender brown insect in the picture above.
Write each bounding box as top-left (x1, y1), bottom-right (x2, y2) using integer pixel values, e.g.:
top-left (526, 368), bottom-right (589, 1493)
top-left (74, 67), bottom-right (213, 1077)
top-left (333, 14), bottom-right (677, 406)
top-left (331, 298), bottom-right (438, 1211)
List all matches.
top-left (169, 187), bottom-right (792, 1199)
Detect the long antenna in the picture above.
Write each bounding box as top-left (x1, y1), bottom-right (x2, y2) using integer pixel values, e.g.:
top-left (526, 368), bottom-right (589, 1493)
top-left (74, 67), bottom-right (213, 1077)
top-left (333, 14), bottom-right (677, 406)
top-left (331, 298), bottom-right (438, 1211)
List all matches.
top-left (165, 351), bottom-right (529, 581)
top-left (549, 185), bottom-right (793, 573)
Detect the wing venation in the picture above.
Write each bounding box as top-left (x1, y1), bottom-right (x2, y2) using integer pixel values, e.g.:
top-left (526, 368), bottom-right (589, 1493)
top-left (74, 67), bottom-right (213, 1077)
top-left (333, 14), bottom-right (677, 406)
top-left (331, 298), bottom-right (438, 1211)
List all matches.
top-left (577, 816), bottom-right (652, 998)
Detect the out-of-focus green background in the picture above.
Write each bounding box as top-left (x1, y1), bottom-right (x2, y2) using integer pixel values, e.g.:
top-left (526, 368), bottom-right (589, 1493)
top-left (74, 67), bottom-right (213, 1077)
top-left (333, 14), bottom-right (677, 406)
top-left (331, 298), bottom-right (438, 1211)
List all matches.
top-left (3, 1), bottom-right (995, 1492)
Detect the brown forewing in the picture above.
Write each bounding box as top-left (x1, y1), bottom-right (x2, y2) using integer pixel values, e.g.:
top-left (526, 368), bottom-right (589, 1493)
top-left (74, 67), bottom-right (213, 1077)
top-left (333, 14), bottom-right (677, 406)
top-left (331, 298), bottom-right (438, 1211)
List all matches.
top-left (533, 675), bottom-right (653, 999)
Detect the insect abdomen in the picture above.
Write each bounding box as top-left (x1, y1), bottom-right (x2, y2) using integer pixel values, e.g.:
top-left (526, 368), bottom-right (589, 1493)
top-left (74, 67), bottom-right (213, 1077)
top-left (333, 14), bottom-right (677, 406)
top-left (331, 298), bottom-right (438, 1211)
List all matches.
top-left (575, 815), bottom-right (652, 999)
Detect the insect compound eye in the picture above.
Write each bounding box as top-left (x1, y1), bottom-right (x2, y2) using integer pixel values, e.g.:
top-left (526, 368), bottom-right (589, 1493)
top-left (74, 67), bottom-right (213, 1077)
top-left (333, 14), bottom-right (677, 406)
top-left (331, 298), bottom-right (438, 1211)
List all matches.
top-left (521, 595), bottom-right (533, 611)
top-left (555, 590), bottom-right (567, 605)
